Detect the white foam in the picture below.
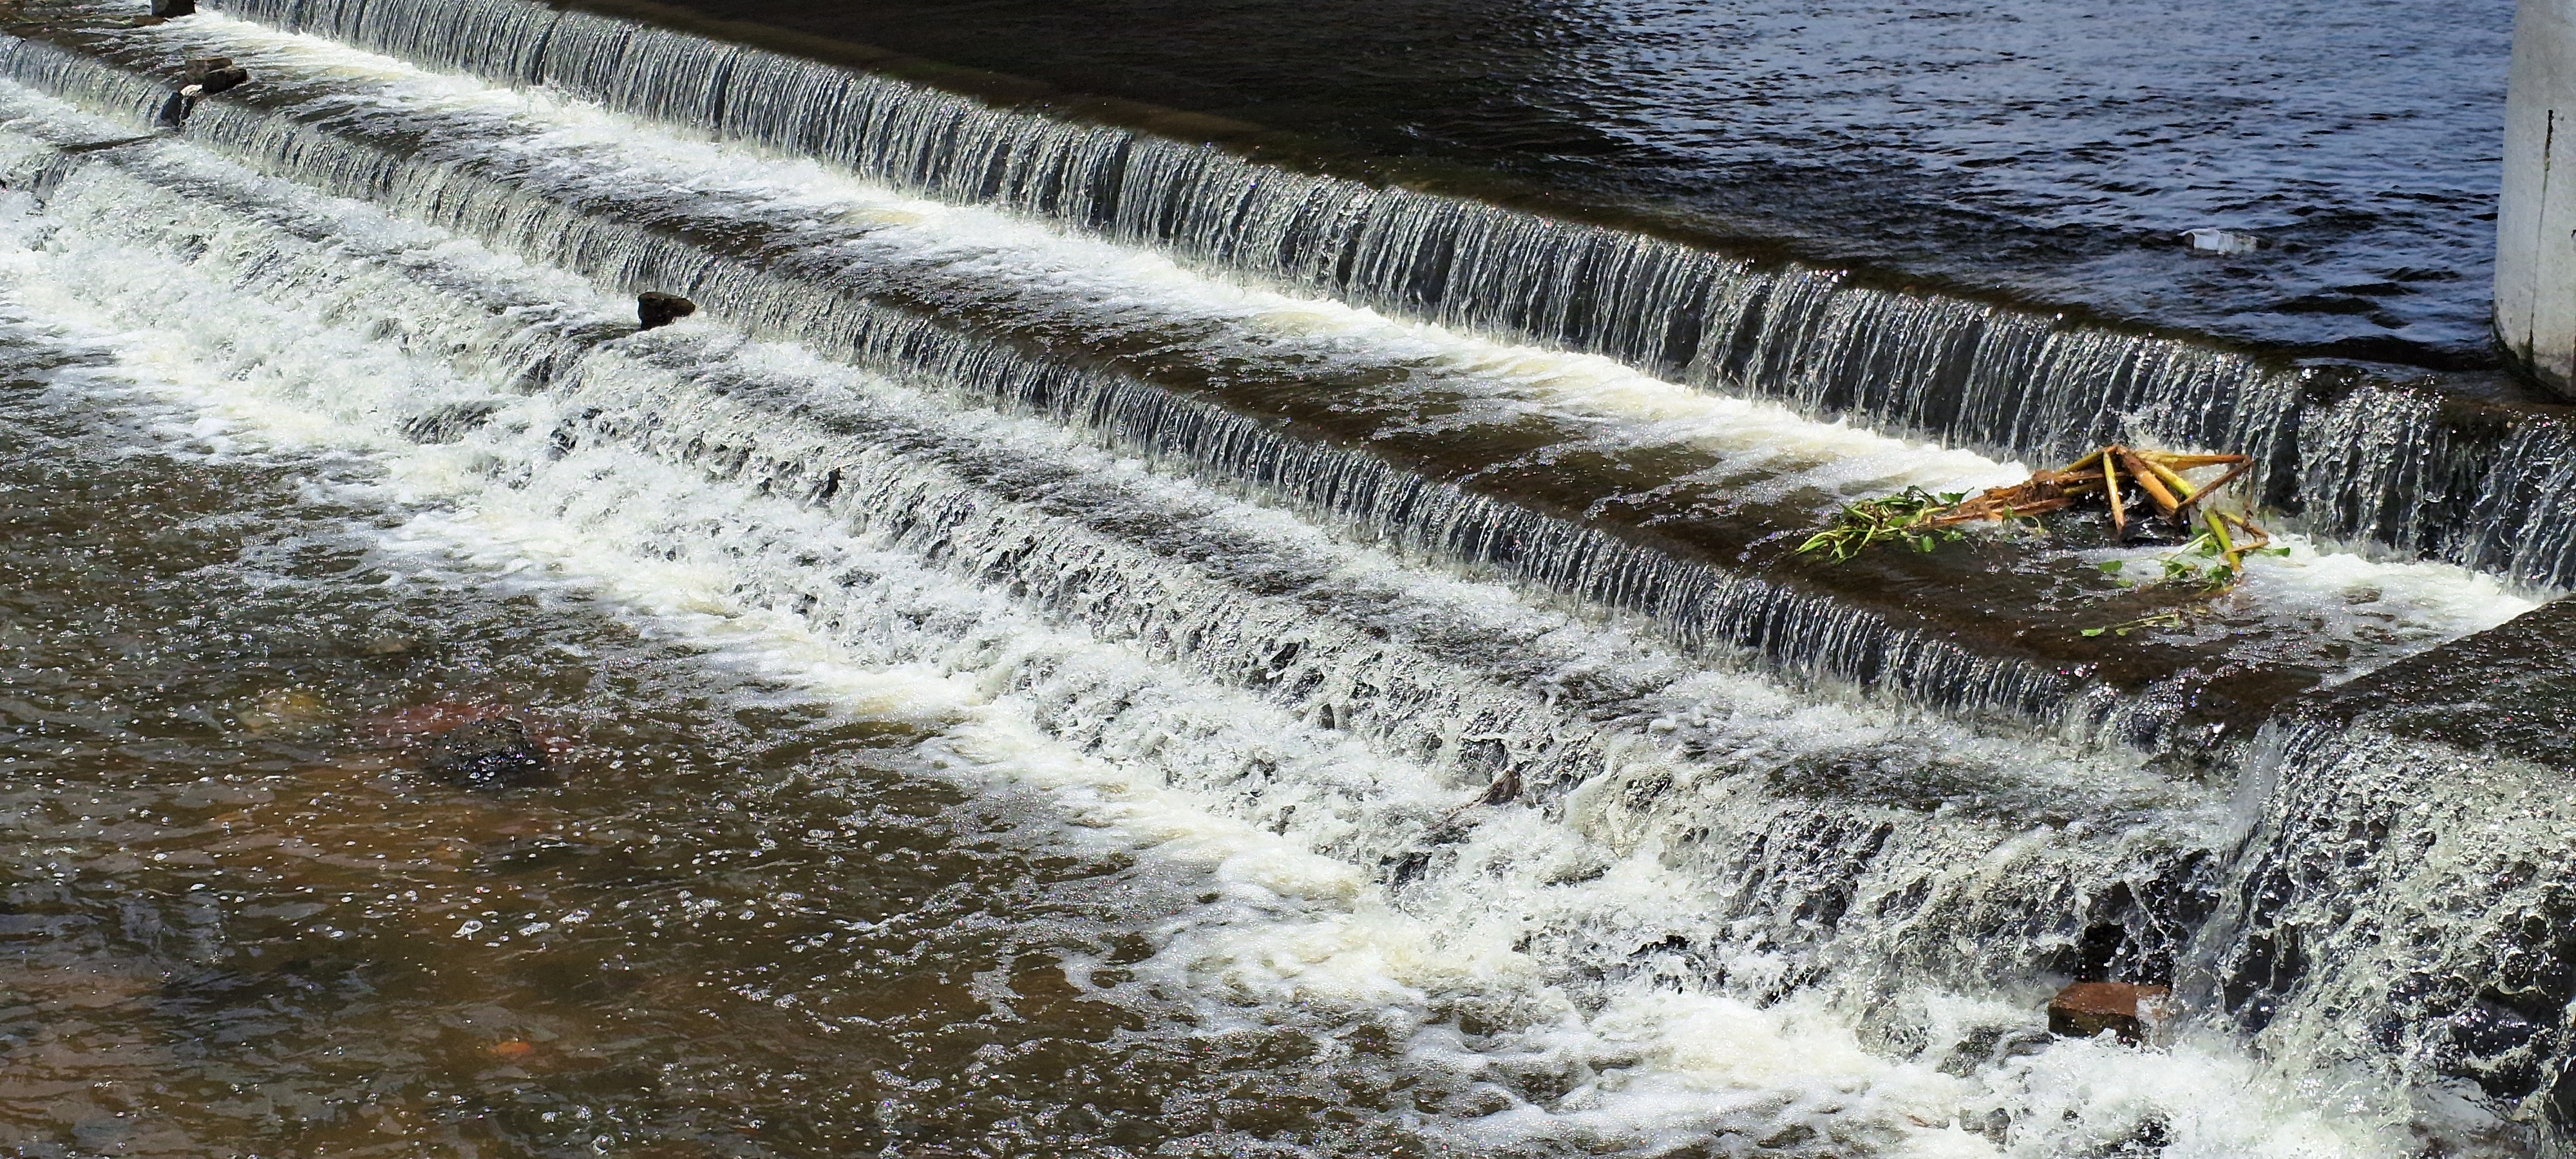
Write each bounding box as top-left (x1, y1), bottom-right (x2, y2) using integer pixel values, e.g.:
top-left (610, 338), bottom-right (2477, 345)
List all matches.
top-left (129, 10), bottom-right (2032, 502)
top-left (0, 85), bottom-right (2494, 1157)
top-left (68, 12), bottom-right (2546, 645)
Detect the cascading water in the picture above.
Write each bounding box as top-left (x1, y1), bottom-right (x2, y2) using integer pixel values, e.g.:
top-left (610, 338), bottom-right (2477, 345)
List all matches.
top-left (0, 97), bottom-right (2267, 1154)
top-left (0, 37), bottom-right (2105, 731)
top-left (0, 24), bottom-right (2532, 753)
top-left (0, 1), bottom-right (2566, 1154)
top-left (141, 0), bottom-right (2576, 590)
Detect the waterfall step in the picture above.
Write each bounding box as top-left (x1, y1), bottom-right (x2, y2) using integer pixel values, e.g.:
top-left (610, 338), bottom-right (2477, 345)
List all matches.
top-left (2284, 594), bottom-right (2576, 771)
top-left (2, 5), bottom-right (2571, 1142)
top-left (2201, 628), bottom-right (2576, 1139)
top-left (0, 15), bottom-right (2535, 751)
top-left (86, 0), bottom-right (2576, 592)
top-left (0, 89), bottom-right (2247, 1012)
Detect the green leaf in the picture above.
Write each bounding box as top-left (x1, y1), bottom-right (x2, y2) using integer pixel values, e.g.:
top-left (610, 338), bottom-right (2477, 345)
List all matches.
top-left (2097, 560), bottom-right (2125, 573)
top-left (2079, 627), bottom-right (2107, 637)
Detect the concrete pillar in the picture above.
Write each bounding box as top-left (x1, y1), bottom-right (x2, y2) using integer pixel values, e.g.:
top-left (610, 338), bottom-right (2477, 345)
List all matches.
top-left (2499, 0), bottom-right (2576, 398)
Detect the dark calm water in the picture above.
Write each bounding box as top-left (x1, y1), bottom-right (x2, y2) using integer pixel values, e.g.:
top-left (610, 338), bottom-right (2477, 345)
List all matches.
top-left (642, 0), bottom-right (2512, 368)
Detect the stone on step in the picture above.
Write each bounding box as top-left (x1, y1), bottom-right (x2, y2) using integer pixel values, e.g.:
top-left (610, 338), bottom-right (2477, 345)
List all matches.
top-left (637, 291), bottom-right (696, 330)
top-left (2047, 981), bottom-right (2172, 1044)
top-left (187, 66), bottom-right (250, 96)
top-left (149, 0), bottom-right (194, 16)
top-left (178, 57), bottom-right (232, 84)
top-left (424, 718), bottom-right (553, 789)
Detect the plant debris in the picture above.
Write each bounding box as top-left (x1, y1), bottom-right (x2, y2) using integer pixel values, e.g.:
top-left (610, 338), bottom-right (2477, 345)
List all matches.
top-left (1795, 487), bottom-right (1975, 563)
top-left (1799, 445), bottom-right (2280, 601)
top-left (2079, 610), bottom-right (2188, 639)
top-left (2099, 523), bottom-right (2290, 595)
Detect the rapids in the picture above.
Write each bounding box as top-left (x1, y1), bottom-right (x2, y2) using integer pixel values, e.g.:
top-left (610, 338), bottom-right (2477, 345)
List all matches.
top-left (0, 0), bottom-right (2562, 1154)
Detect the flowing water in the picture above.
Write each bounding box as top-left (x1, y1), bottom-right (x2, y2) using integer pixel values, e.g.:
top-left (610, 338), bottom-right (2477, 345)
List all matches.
top-left (122, 0), bottom-right (2576, 594)
top-left (605, 0), bottom-right (2510, 370)
top-left (0, 0), bottom-right (2566, 1155)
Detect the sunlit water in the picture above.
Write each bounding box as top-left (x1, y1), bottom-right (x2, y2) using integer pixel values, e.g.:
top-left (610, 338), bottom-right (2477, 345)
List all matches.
top-left (0, 3), bottom-right (2555, 1154)
top-left (620, 0), bottom-right (2513, 369)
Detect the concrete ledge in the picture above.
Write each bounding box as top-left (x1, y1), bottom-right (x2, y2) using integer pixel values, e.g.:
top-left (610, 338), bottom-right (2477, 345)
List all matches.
top-left (2286, 594), bottom-right (2576, 769)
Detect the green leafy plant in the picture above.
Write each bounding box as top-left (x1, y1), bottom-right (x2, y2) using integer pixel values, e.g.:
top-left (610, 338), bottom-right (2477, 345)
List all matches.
top-left (2080, 610), bottom-right (2188, 638)
top-left (2097, 530), bottom-right (2293, 596)
top-left (1795, 487), bottom-right (1969, 563)
top-left (2085, 525), bottom-right (2291, 637)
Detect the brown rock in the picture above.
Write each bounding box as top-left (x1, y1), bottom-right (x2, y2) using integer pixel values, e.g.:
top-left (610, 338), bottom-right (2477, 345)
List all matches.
top-left (2047, 982), bottom-right (2172, 1044)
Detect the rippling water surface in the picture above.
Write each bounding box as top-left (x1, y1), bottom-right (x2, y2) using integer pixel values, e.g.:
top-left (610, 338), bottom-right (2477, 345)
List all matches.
top-left (638, 0), bottom-right (2512, 367)
top-left (0, 0), bottom-right (2557, 1151)
top-left (0, 327), bottom-right (1451, 1154)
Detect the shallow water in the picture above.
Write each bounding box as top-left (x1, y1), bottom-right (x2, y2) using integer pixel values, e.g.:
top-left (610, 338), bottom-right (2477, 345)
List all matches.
top-left (0, 1), bottom-right (2558, 1153)
top-left (0, 325), bottom-right (1470, 1155)
top-left (0, 151), bottom-right (2448, 1156)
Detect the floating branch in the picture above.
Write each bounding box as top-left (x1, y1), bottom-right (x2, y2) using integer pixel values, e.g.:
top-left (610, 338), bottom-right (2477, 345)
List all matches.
top-left (1800, 446), bottom-right (2275, 590)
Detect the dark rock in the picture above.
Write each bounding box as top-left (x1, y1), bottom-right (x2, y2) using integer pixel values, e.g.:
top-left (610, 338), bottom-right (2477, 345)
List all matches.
top-left (150, 0), bottom-right (194, 16)
top-left (1935, 1023), bottom-right (2054, 1076)
top-left (636, 291), bottom-right (696, 330)
top-left (190, 66), bottom-right (250, 96)
top-left (57, 135), bottom-right (160, 155)
top-left (154, 64), bottom-right (245, 130)
top-left (2048, 981), bottom-right (2172, 1044)
top-left (424, 719), bottom-right (553, 790)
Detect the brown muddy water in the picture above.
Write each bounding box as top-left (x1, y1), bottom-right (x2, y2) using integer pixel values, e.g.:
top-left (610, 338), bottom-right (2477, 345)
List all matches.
top-left (0, 331), bottom-right (1416, 1156)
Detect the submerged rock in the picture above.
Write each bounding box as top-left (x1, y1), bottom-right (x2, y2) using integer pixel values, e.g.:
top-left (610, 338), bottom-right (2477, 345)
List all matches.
top-left (357, 632), bottom-right (423, 656)
top-left (238, 688), bottom-right (336, 739)
top-left (424, 718), bottom-right (553, 789)
top-left (636, 291), bottom-right (696, 330)
top-left (2048, 981), bottom-right (2172, 1044)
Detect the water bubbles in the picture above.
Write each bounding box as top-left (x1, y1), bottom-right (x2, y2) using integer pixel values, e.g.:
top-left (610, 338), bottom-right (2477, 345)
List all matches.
top-left (0, 10), bottom-right (2541, 1153)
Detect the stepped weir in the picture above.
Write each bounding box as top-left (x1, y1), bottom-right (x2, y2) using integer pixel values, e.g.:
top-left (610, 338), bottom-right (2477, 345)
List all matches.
top-left (0, 0), bottom-right (2568, 1151)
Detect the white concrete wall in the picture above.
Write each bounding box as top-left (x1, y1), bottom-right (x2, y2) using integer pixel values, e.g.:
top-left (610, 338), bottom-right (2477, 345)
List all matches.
top-left (2499, 0), bottom-right (2576, 397)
